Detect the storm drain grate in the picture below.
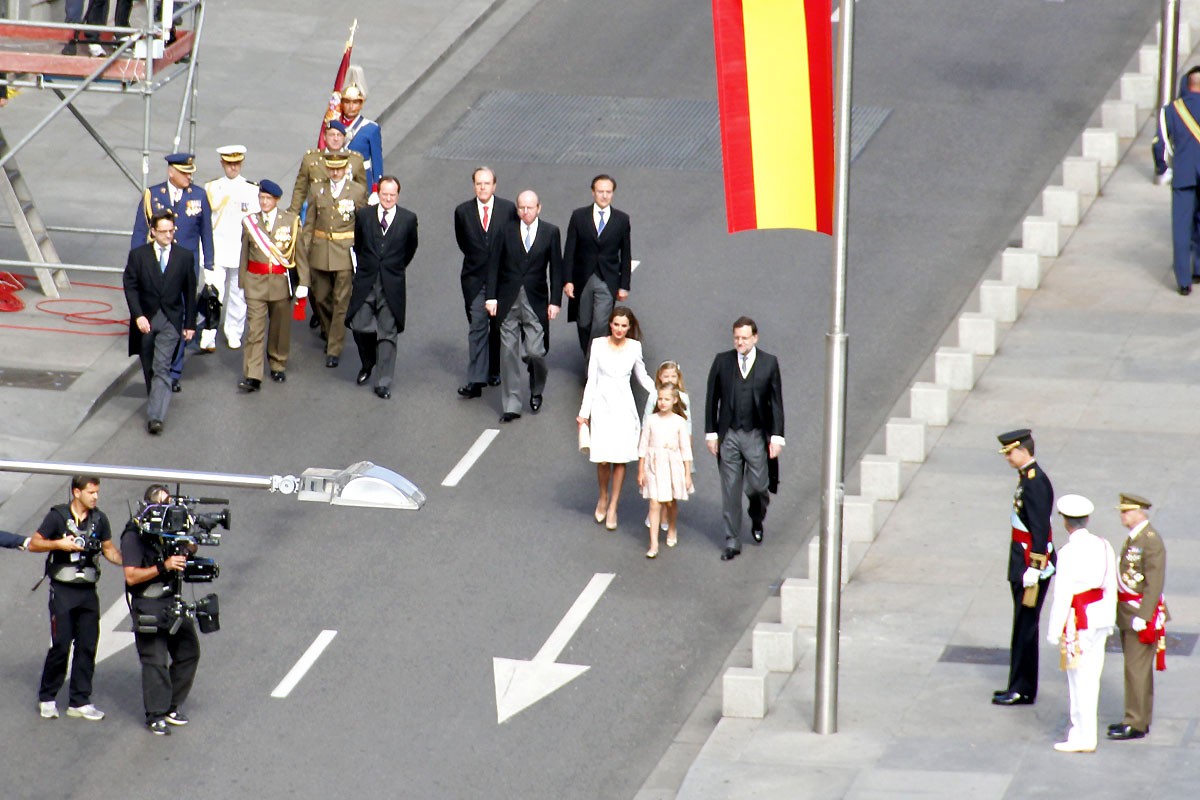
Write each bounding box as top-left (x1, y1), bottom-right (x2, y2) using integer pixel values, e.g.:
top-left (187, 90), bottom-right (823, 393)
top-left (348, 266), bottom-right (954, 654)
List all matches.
top-left (940, 633), bottom-right (1197, 665)
top-left (428, 91), bottom-right (891, 172)
top-left (0, 367), bottom-right (80, 391)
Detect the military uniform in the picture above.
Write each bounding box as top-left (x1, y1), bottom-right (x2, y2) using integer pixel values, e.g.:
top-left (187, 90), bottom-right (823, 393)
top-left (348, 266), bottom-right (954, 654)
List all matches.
top-left (204, 145), bottom-right (260, 349)
top-left (1109, 493), bottom-right (1169, 739)
top-left (287, 148), bottom-right (367, 216)
top-left (299, 158), bottom-right (368, 362)
top-left (993, 429), bottom-right (1056, 705)
top-left (340, 79), bottom-right (384, 190)
top-left (239, 180), bottom-right (300, 387)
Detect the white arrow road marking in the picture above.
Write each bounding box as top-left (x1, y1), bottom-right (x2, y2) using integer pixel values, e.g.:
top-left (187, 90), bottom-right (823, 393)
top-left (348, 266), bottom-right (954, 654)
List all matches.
top-left (492, 572), bottom-right (615, 724)
top-left (442, 429), bottom-right (500, 487)
top-left (272, 630), bottom-right (337, 698)
top-left (631, 259), bottom-right (641, 272)
top-left (94, 596), bottom-right (135, 665)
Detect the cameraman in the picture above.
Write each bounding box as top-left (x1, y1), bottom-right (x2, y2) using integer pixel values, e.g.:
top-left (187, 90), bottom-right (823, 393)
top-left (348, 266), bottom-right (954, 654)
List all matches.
top-left (121, 484), bottom-right (200, 736)
top-left (27, 475), bottom-right (122, 722)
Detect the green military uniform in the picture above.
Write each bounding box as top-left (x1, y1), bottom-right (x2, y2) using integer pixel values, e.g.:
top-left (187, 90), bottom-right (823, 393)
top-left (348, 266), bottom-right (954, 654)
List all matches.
top-left (1112, 493), bottom-right (1169, 737)
top-left (239, 203), bottom-right (300, 382)
top-left (299, 161), bottom-right (368, 360)
top-left (287, 148), bottom-right (368, 216)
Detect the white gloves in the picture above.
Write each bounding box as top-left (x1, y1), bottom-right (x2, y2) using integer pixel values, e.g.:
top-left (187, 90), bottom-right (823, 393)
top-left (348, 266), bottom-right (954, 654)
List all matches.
top-left (1021, 567), bottom-right (1040, 588)
top-left (1131, 617), bottom-right (1147, 632)
top-left (202, 268), bottom-right (218, 287)
top-left (294, 286), bottom-right (308, 300)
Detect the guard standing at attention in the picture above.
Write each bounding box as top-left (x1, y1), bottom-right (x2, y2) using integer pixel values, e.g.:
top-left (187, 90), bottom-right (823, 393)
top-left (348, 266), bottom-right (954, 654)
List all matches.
top-left (1154, 67), bottom-right (1200, 294)
top-left (993, 428), bottom-right (1056, 706)
top-left (202, 145), bottom-right (260, 351)
top-left (339, 69), bottom-right (383, 192)
top-left (1107, 493), bottom-right (1169, 741)
top-left (237, 179), bottom-right (301, 392)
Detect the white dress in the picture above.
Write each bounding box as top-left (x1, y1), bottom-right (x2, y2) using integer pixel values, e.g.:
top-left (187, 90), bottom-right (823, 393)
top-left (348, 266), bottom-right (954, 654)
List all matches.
top-left (578, 337), bottom-right (655, 464)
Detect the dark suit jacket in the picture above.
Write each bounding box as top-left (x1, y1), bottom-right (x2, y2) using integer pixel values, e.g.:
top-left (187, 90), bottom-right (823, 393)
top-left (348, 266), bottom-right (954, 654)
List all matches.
top-left (347, 205), bottom-right (419, 331)
top-left (1008, 461), bottom-right (1056, 583)
top-left (705, 348), bottom-right (785, 491)
top-left (123, 242), bottom-right (197, 357)
top-left (563, 204), bottom-right (631, 322)
top-left (454, 196), bottom-right (517, 313)
top-left (486, 219), bottom-right (563, 328)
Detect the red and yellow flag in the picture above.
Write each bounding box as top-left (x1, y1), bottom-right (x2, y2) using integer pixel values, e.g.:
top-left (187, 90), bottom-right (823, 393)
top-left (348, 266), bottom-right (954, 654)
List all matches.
top-left (712, 0), bottom-right (834, 234)
top-left (316, 19), bottom-right (358, 149)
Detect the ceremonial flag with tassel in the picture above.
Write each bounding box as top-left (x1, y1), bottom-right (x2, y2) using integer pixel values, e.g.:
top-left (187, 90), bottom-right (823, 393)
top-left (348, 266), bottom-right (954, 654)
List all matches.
top-left (316, 19), bottom-right (359, 149)
top-left (711, 0), bottom-right (834, 234)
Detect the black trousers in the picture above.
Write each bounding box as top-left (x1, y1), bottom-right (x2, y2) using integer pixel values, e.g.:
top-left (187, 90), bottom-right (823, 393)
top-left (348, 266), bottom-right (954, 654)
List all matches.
top-left (38, 581), bottom-right (100, 706)
top-left (1007, 579), bottom-right (1049, 698)
top-left (132, 603), bottom-right (199, 723)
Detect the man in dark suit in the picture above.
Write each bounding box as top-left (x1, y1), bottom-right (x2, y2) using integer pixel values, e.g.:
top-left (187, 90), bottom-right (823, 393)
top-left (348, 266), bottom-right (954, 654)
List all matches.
top-left (563, 174), bottom-right (632, 355)
top-left (705, 317), bottom-right (784, 561)
top-left (486, 190), bottom-right (563, 423)
top-left (455, 167), bottom-right (516, 398)
top-left (123, 210), bottom-right (197, 434)
top-left (346, 176), bottom-right (418, 399)
top-left (993, 428), bottom-right (1056, 706)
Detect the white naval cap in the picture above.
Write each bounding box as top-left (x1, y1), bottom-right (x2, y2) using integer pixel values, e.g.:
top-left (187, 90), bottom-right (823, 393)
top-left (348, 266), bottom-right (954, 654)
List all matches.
top-left (1056, 494), bottom-right (1094, 518)
top-left (216, 145), bottom-right (247, 162)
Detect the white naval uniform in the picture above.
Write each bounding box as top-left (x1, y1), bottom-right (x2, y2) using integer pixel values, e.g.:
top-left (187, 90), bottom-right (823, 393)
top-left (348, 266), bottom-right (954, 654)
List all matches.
top-left (1046, 527), bottom-right (1117, 750)
top-left (204, 174), bottom-right (261, 345)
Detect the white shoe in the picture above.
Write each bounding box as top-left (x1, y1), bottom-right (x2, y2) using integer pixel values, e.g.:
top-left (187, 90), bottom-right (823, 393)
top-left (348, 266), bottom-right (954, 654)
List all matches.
top-left (67, 703), bottom-right (105, 721)
top-left (199, 329), bottom-right (217, 351)
top-left (87, 43), bottom-right (105, 57)
top-left (226, 338), bottom-right (242, 350)
top-left (39, 701), bottom-right (58, 719)
top-left (1053, 740), bottom-right (1095, 753)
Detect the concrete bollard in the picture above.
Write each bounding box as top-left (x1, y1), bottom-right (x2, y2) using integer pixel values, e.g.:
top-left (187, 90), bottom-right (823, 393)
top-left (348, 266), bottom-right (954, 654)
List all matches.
top-left (910, 382), bottom-right (950, 426)
top-left (1062, 156), bottom-right (1100, 198)
top-left (780, 578), bottom-right (818, 628)
top-left (1138, 44), bottom-right (1159, 76)
top-left (1120, 73), bottom-right (1156, 111)
top-left (958, 312), bottom-right (997, 356)
top-left (1081, 128), bottom-right (1119, 168)
top-left (752, 623), bottom-right (801, 673)
top-left (1022, 216), bottom-right (1060, 258)
top-left (1100, 100), bottom-right (1138, 139)
top-left (841, 494), bottom-right (877, 543)
top-left (886, 417), bottom-right (927, 463)
top-left (1042, 186), bottom-right (1081, 227)
top-left (722, 667), bottom-right (769, 718)
top-left (935, 347), bottom-right (976, 390)
top-left (860, 454), bottom-right (901, 501)
top-left (980, 280), bottom-right (1018, 323)
top-left (1001, 248), bottom-right (1041, 290)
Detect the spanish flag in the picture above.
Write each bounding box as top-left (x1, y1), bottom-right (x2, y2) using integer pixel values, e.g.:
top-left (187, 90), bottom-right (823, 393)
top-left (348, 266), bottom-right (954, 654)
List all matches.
top-left (712, 0), bottom-right (834, 234)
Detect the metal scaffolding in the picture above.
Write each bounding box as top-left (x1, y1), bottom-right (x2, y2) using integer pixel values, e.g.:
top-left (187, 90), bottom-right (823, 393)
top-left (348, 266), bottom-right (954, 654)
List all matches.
top-left (0, 0), bottom-right (205, 296)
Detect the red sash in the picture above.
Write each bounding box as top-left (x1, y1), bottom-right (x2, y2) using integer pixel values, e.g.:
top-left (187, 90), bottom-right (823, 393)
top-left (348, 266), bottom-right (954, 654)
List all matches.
top-left (1069, 587), bottom-right (1105, 631)
top-left (247, 260), bottom-right (286, 275)
top-left (1011, 528), bottom-right (1032, 567)
top-left (1118, 590), bottom-right (1168, 671)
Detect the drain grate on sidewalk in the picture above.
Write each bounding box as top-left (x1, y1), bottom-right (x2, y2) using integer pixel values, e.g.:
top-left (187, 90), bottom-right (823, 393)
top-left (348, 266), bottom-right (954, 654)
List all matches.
top-left (940, 633), bottom-right (1197, 665)
top-left (428, 91), bottom-right (891, 171)
top-left (0, 367), bottom-right (80, 391)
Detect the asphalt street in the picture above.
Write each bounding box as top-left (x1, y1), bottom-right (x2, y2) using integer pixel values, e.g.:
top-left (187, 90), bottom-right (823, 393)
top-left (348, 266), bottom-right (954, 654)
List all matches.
top-left (0, 1), bottom-right (1159, 798)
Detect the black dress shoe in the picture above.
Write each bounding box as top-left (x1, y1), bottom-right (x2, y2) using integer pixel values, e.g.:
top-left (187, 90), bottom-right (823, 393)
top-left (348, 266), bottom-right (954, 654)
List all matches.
top-left (720, 548), bottom-right (740, 561)
top-left (374, 386), bottom-right (391, 400)
top-left (529, 394), bottom-right (543, 413)
top-left (325, 356), bottom-right (339, 368)
top-left (61, 39), bottom-right (78, 56)
top-left (171, 380), bottom-right (181, 393)
top-left (1193, 276), bottom-right (1200, 284)
top-left (487, 375), bottom-right (502, 387)
top-left (751, 521), bottom-right (764, 544)
top-left (991, 691), bottom-right (1034, 706)
top-left (357, 368), bottom-right (373, 385)
top-left (1180, 285), bottom-right (1192, 296)
top-left (270, 371), bottom-right (286, 383)
top-left (309, 314), bottom-right (321, 329)
top-left (457, 382), bottom-right (483, 398)
top-left (1106, 724), bottom-right (1146, 740)
top-left (1107, 722), bottom-right (1125, 733)
top-left (499, 412), bottom-right (521, 423)
top-left (147, 419), bottom-right (163, 435)
top-left (237, 378), bottom-right (261, 393)
top-left (994, 689), bottom-right (1011, 698)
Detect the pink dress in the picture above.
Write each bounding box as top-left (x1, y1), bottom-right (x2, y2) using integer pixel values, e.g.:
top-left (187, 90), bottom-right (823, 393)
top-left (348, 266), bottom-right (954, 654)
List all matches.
top-left (638, 412), bottom-right (694, 502)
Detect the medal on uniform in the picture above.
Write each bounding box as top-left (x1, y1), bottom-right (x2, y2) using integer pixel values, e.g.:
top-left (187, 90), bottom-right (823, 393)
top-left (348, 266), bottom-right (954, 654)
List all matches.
top-left (186, 199), bottom-right (202, 216)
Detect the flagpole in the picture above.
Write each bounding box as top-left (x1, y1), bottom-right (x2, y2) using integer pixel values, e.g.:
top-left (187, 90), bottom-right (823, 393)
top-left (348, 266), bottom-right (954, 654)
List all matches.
top-left (815, 0), bottom-right (856, 735)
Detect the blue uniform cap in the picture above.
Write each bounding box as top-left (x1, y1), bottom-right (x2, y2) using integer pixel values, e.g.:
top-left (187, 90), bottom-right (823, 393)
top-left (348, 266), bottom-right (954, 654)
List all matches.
top-left (165, 152), bottom-right (196, 173)
top-left (325, 119), bottom-right (347, 134)
top-left (259, 179), bottom-right (283, 198)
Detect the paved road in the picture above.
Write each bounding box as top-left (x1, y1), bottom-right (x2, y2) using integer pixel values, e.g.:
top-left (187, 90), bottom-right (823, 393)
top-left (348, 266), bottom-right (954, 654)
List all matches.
top-left (0, 1), bottom-right (1158, 798)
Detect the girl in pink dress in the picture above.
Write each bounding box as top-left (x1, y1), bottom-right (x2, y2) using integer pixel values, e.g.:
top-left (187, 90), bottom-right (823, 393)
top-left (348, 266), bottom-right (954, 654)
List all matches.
top-left (637, 385), bottom-right (694, 558)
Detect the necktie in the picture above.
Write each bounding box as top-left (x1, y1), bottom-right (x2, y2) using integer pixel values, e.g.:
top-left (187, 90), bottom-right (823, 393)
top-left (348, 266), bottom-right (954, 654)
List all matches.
top-left (739, 354), bottom-right (748, 378)
top-left (481, 205), bottom-right (489, 232)
top-left (381, 210), bottom-right (389, 233)
top-left (158, 247), bottom-right (168, 274)
top-left (523, 226), bottom-right (533, 252)
top-left (597, 209), bottom-right (606, 235)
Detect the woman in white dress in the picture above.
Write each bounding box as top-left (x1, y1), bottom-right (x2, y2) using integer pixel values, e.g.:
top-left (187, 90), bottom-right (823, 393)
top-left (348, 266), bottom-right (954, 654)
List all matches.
top-left (576, 306), bottom-right (655, 530)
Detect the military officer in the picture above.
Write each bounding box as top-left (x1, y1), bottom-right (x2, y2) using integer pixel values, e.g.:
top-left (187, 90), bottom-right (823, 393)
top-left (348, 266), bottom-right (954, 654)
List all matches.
top-left (203, 145), bottom-right (260, 351)
top-left (1107, 493), bottom-right (1169, 741)
top-left (237, 180), bottom-right (300, 392)
top-left (287, 119), bottom-right (367, 217)
top-left (299, 153), bottom-right (367, 368)
top-left (130, 153), bottom-right (214, 390)
top-left (993, 428), bottom-right (1056, 706)
top-left (339, 73), bottom-right (383, 192)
